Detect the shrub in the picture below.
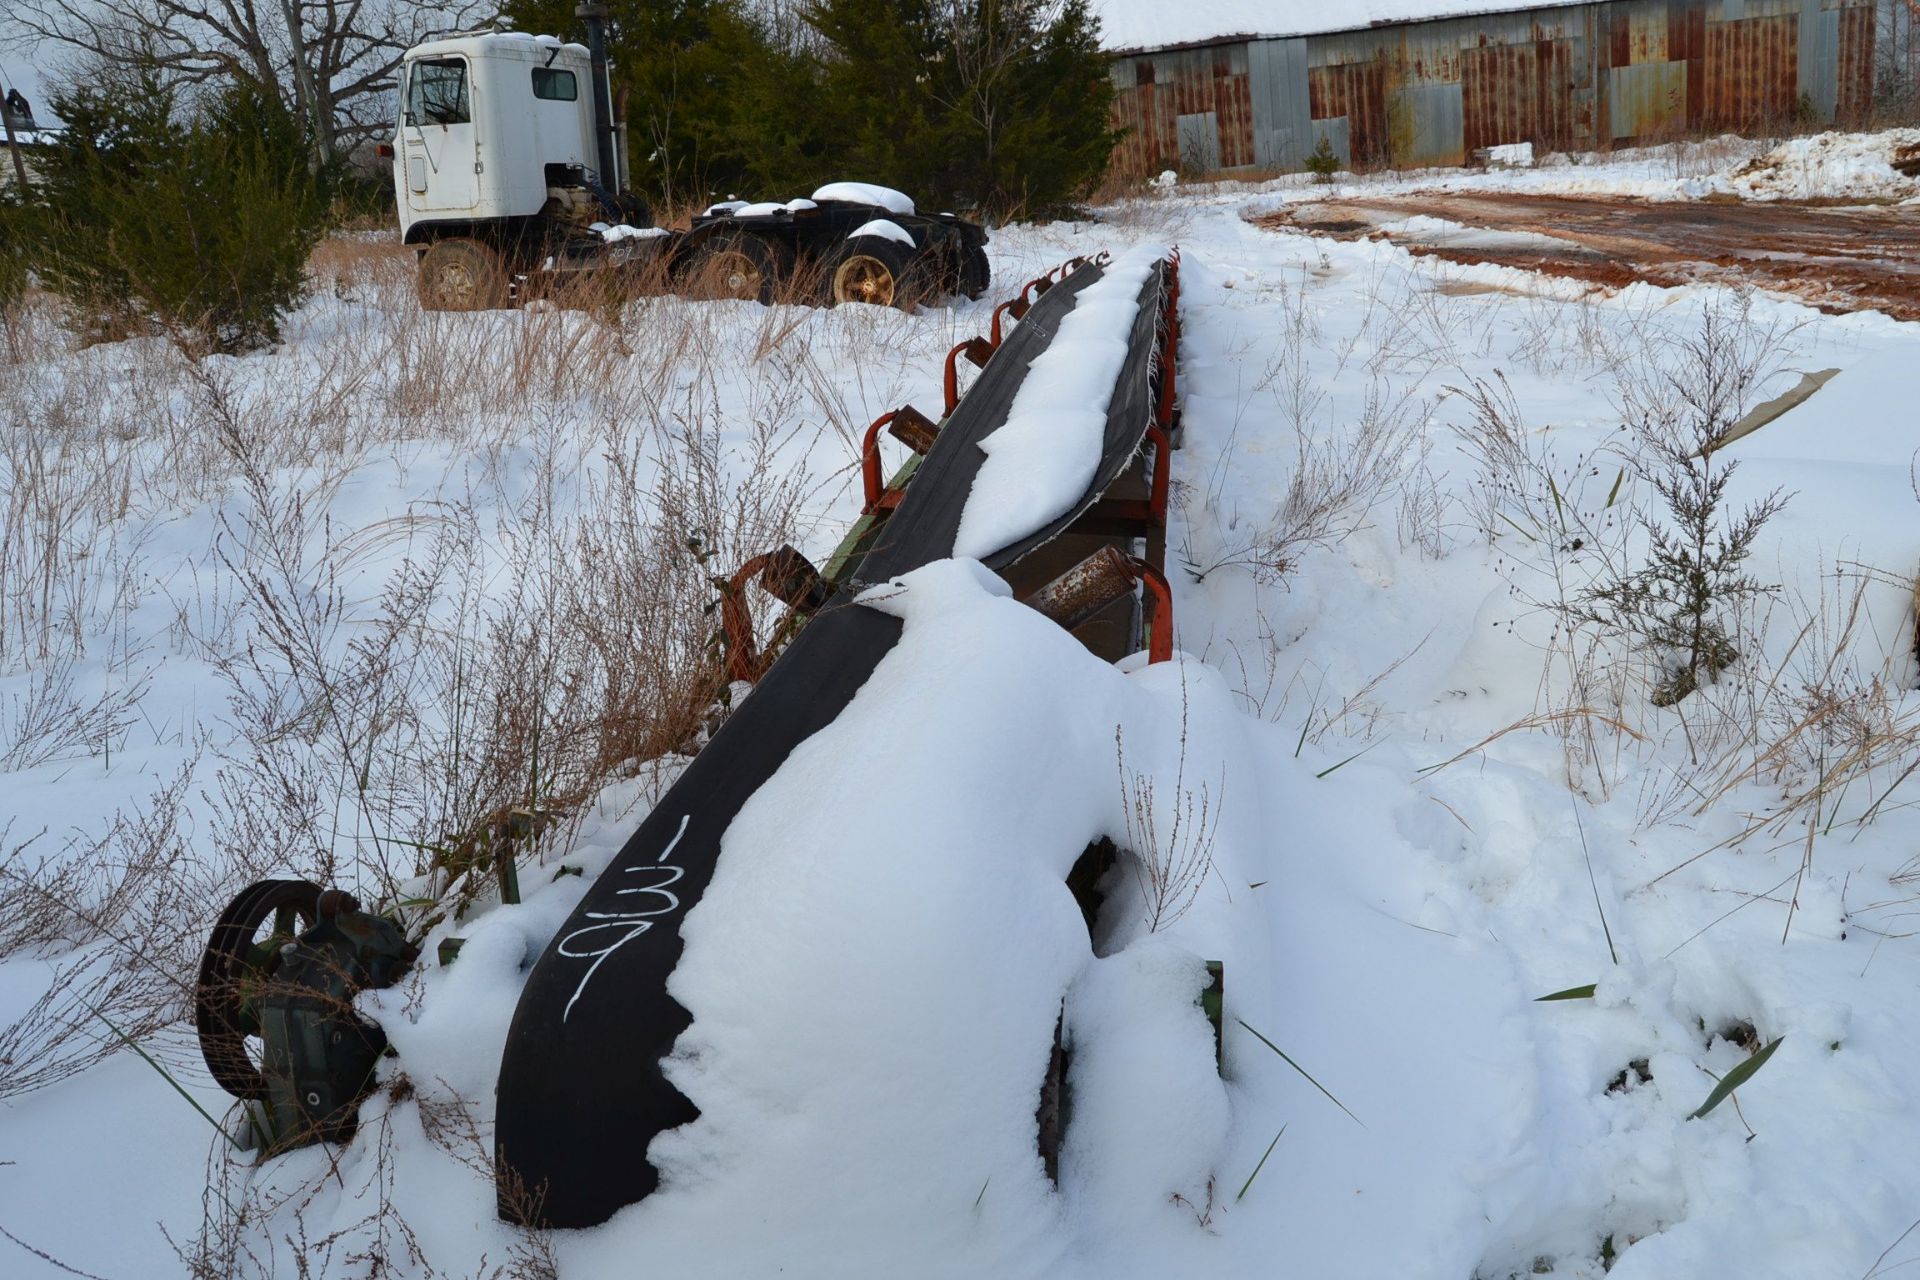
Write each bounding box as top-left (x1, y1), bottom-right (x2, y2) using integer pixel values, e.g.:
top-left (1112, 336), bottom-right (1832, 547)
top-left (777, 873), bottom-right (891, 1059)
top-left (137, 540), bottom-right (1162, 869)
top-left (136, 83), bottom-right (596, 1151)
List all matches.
top-left (16, 72), bottom-right (331, 353)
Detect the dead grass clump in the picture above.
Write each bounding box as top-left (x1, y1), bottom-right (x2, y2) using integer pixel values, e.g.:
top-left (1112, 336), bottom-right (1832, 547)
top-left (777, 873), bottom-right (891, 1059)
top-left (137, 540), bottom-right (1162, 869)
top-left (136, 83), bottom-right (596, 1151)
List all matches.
top-left (187, 290), bottom-right (825, 914)
top-left (1185, 377), bottom-right (1422, 585)
top-left (305, 231), bottom-right (413, 300)
top-left (0, 283), bottom-right (72, 368)
top-left (0, 762), bottom-right (215, 1100)
top-left (1115, 689), bottom-right (1222, 936)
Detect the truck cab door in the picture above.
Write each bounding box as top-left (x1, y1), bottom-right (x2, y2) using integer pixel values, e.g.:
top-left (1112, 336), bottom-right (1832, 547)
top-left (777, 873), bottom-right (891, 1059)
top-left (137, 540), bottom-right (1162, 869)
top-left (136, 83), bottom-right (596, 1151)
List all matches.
top-left (399, 57), bottom-right (481, 216)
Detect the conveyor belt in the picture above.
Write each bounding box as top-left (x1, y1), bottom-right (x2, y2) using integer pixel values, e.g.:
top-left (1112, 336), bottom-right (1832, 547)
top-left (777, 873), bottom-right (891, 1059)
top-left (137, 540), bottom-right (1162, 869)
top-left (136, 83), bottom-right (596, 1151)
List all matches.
top-left (494, 254), bottom-right (1174, 1228)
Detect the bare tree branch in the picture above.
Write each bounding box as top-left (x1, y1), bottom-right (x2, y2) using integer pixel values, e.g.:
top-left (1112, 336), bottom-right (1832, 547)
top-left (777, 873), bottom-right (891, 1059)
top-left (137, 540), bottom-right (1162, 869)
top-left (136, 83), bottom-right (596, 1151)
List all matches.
top-left (4, 0), bottom-right (497, 156)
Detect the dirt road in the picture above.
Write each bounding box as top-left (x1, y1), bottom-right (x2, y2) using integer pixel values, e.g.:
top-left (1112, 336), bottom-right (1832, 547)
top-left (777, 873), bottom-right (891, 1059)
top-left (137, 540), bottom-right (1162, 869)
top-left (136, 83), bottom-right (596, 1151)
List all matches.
top-left (1257, 193), bottom-right (1920, 321)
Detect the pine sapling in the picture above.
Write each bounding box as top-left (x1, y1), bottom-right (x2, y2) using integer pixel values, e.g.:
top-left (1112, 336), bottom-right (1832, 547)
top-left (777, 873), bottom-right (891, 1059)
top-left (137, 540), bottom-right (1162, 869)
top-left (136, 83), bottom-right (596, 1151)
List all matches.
top-left (1305, 134), bottom-right (1340, 184)
top-left (1577, 439), bottom-right (1787, 705)
top-left (1577, 299), bottom-right (1794, 706)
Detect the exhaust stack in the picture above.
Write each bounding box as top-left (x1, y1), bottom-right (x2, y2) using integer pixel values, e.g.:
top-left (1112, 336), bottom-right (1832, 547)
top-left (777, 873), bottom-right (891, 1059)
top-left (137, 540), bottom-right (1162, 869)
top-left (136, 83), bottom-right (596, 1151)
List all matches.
top-left (575, 2), bottom-right (620, 193)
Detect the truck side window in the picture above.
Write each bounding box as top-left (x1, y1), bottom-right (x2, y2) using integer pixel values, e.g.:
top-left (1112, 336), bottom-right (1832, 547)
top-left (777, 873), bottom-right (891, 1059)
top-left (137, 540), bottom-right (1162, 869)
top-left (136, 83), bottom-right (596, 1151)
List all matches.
top-left (405, 59), bottom-right (470, 126)
top-left (532, 68), bottom-right (577, 101)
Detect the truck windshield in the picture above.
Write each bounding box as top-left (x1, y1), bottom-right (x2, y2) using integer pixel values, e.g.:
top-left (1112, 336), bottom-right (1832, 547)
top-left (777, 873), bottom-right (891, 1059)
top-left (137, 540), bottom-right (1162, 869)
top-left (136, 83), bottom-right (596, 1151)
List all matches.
top-left (405, 59), bottom-right (469, 127)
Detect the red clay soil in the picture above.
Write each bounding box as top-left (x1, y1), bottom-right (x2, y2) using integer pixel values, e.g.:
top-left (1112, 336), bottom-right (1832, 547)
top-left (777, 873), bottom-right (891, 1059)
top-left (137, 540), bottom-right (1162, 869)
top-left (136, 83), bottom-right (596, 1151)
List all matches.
top-left (1257, 193), bottom-right (1920, 321)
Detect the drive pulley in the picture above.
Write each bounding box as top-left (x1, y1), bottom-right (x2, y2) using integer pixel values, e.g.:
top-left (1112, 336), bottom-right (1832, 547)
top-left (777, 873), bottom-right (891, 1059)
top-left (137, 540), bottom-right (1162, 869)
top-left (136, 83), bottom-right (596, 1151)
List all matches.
top-left (193, 879), bottom-right (415, 1152)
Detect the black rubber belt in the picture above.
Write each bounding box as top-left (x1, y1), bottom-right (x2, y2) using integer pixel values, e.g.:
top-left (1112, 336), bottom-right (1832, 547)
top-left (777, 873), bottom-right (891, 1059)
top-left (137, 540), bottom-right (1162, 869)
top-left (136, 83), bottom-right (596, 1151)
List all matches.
top-left (495, 257), bottom-right (1170, 1227)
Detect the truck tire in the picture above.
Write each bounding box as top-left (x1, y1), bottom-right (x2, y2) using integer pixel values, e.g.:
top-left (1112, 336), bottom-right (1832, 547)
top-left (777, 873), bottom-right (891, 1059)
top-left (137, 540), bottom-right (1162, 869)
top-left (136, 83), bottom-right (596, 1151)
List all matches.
top-left (419, 238), bottom-right (509, 311)
top-left (1037, 1005), bottom-right (1069, 1182)
top-left (959, 244), bottom-right (992, 300)
top-left (687, 233), bottom-right (792, 305)
top-left (825, 236), bottom-right (926, 309)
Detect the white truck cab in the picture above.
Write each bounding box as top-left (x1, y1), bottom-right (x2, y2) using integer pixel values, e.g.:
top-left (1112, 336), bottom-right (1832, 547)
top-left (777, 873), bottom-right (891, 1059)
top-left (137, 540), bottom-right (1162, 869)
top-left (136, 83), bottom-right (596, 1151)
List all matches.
top-left (392, 32), bottom-right (605, 240)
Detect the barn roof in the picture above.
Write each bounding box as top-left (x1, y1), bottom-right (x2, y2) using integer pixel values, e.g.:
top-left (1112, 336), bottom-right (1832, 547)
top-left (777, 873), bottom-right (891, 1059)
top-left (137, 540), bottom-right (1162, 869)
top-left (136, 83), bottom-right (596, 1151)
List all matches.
top-left (1090, 1), bottom-right (1557, 54)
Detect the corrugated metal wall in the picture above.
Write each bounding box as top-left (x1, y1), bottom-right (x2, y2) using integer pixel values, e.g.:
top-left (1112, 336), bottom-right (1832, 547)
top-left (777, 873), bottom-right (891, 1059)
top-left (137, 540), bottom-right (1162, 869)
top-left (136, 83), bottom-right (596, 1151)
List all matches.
top-left (1108, 0), bottom-right (1880, 176)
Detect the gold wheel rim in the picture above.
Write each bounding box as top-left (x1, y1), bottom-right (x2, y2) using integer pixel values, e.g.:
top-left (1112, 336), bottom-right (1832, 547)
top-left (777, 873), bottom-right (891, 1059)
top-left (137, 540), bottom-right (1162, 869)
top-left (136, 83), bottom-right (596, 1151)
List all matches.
top-left (437, 260), bottom-right (478, 307)
top-left (704, 249), bottom-right (763, 299)
top-left (834, 255), bottom-right (896, 307)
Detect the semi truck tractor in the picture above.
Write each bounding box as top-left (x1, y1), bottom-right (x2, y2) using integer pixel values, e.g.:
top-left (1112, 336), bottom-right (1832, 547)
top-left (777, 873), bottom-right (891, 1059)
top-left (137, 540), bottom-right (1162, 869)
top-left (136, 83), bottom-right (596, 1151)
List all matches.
top-left (389, 5), bottom-right (989, 311)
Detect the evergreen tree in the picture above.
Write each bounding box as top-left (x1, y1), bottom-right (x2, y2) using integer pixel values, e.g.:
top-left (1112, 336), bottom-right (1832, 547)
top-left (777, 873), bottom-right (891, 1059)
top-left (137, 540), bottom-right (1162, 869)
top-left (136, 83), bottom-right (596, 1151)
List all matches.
top-left (944, 0), bottom-right (1115, 214)
top-left (504, 0), bottom-right (802, 210)
top-left (13, 71), bottom-right (332, 351)
top-left (1306, 134), bottom-right (1339, 183)
top-left (15, 71), bottom-right (182, 338)
top-left (804, 0), bottom-right (1115, 216)
top-left (802, 0), bottom-right (945, 197)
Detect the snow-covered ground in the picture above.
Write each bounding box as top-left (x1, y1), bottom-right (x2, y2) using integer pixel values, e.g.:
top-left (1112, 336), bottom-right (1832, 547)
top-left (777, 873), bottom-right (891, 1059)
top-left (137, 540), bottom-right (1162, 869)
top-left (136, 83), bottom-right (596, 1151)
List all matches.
top-left (1212, 128), bottom-right (1920, 208)
top-left (4, 143), bottom-right (1920, 1278)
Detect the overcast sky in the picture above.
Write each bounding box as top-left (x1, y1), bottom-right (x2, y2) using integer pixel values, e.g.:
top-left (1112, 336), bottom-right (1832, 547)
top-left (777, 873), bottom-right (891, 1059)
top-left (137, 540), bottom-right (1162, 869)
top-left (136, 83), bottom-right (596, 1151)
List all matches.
top-left (2, 37), bottom-right (59, 126)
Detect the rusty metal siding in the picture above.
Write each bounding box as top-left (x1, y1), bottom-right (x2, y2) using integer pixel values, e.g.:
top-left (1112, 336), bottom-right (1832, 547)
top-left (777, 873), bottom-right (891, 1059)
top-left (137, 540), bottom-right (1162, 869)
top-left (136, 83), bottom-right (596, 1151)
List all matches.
top-left (1176, 111), bottom-right (1221, 170)
top-left (1106, 58), bottom-right (1163, 177)
top-left (1883, 0), bottom-right (1920, 110)
top-left (1704, 13), bottom-right (1798, 130)
top-left (1309, 59), bottom-right (1393, 167)
top-left (1670, 0), bottom-right (1708, 128)
top-left (1462, 38), bottom-right (1580, 153)
top-left (1800, 3), bottom-right (1839, 121)
top-left (1106, 0), bottom-right (1880, 179)
top-left (1609, 58), bottom-right (1690, 134)
top-left (1212, 50), bottom-right (1257, 167)
top-left (1398, 82), bottom-right (1468, 164)
top-left (1104, 45), bottom-right (1255, 174)
top-left (1626, 1), bottom-right (1673, 61)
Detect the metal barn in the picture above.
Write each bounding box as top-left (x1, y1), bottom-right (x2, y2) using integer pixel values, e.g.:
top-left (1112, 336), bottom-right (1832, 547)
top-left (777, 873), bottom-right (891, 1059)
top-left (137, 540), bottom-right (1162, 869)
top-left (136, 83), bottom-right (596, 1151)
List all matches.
top-left (1107, 0), bottom-right (1881, 176)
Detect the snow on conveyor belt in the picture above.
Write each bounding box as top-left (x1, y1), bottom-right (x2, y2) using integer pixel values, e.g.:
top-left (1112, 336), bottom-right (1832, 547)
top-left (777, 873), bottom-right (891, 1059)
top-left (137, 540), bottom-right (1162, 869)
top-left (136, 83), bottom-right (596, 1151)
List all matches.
top-left (494, 252), bottom-right (1172, 1228)
top-left (957, 244), bottom-right (1167, 559)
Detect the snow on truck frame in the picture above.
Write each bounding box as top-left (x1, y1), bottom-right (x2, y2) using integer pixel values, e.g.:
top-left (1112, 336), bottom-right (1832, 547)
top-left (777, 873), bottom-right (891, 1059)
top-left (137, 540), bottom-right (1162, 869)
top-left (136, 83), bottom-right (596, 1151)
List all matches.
top-left (388, 10), bottom-right (989, 311)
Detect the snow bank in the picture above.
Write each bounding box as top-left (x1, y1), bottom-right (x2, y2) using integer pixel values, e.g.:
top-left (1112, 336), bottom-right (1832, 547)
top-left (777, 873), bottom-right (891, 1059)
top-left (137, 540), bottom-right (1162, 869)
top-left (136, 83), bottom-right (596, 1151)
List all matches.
top-left (954, 243), bottom-right (1166, 559)
top-left (812, 181), bottom-right (916, 215)
top-left (1725, 128), bottom-right (1920, 202)
top-left (1231, 128), bottom-right (1920, 209)
top-left (1062, 942), bottom-right (1230, 1239)
top-left (1484, 141), bottom-right (1535, 169)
